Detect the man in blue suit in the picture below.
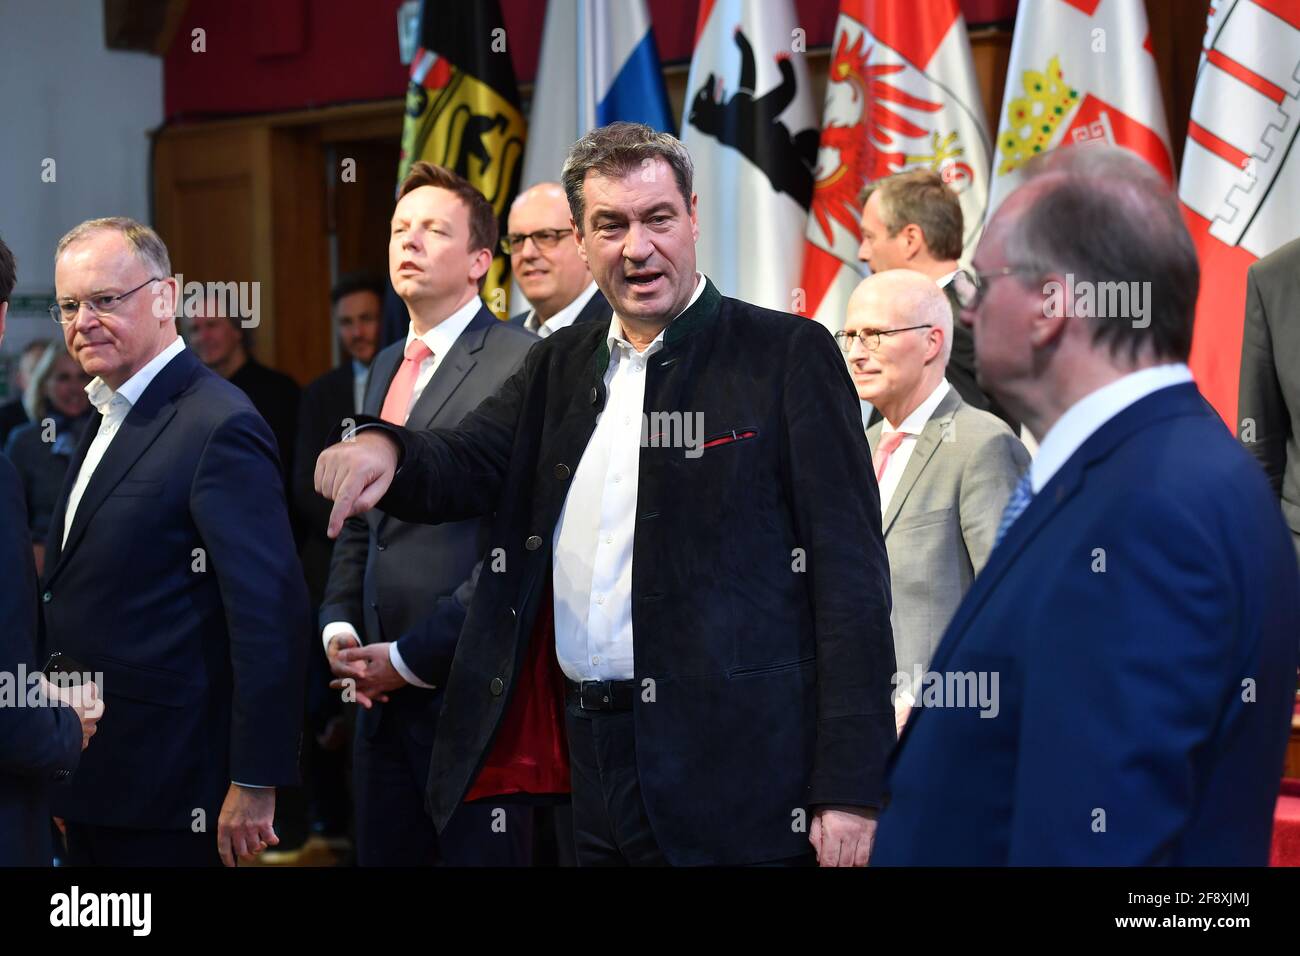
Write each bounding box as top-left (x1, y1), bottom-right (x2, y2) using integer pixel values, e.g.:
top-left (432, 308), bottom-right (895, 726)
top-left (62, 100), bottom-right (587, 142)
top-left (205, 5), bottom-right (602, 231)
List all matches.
top-left (43, 218), bottom-right (308, 867)
top-left (872, 147), bottom-right (1300, 866)
top-left (0, 233), bottom-right (101, 866)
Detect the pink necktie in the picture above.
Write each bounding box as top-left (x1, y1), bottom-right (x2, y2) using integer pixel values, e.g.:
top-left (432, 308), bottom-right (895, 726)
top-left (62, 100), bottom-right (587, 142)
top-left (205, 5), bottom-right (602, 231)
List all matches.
top-left (873, 430), bottom-right (907, 482)
top-left (380, 339), bottom-right (434, 425)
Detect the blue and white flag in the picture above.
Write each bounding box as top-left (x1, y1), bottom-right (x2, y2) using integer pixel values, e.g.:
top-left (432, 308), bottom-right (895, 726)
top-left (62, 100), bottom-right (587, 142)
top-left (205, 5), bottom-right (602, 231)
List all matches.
top-left (521, 0), bottom-right (674, 189)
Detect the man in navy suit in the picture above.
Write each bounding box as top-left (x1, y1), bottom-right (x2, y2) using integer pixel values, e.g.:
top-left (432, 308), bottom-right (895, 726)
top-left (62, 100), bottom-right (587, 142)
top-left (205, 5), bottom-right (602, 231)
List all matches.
top-left (506, 183), bottom-right (612, 338)
top-left (872, 147), bottom-right (1300, 865)
top-left (43, 218), bottom-right (308, 867)
top-left (320, 163), bottom-right (537, 866)
top-left (0, 233), bottom-right (102, 866)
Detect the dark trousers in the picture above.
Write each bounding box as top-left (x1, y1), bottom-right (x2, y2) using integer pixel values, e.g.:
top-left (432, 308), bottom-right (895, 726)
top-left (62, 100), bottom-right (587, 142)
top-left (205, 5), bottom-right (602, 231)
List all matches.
top-left (565, 702), bottom-right (668, 866)
top-left (352, 707), bottom-right (532, 866)
top-left (565, 702), bottom-right (817, 867)
top-left (63, 822), bottom-right (221, 867)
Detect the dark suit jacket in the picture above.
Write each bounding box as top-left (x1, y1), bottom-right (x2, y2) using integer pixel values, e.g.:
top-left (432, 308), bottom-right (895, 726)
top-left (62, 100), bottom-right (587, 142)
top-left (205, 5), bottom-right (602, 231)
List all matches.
top-left (0, 454), bottom-right (81, 865)
top-left (294, 362), bottom-right (361, 606)
top-left (0, 398), bottom-right (28, 451)
top-left (872, 383), bottom-right (1300, 865)
top-left (1241, 236), bottom-right (1300, 554)
top-left (507, 287), bottom-right (613, 332)
top-left (42, 346), bottom-right (309, 830)
top-left (319, 307), bottom-right (536, 744)
top-left (229, 357), bottom-right (300, 488)
top-left (363, 279), bottom-right (896, 865)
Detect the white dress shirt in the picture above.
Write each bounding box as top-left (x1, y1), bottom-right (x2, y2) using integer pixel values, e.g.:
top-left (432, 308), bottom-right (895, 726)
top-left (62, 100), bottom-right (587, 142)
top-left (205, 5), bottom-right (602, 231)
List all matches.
top-left (321, 295), bottom-right (483, 687)
top-left (62, 336), bottom-right (187, 547)
top-left (1030, 363), bottom-right (1193, 493)
top-left (876, 379), bottom-right (950, 515)
top-left (552, 274), bottom-right (706, 682)
top-left (936, 268), bottom-right (961, 289)
top-left (352, 359), bottom-right (369, 414)
top-left (523, 280), bottom-right (599, 338)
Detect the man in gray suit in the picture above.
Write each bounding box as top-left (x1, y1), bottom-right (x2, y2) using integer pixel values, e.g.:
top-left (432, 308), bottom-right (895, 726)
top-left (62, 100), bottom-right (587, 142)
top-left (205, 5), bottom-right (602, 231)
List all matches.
top-left (1240, 237), bottom-right (1300, 560)
top-left (319, 162), bottom-right (537, 865)
top-left (839, 270), bottom-right (1028, 734)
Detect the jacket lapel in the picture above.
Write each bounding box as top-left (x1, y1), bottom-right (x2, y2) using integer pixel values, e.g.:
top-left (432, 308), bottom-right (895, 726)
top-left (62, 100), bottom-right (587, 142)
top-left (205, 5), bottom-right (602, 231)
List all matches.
top-left (406, 307), bottom-right (492, 430)
top-left (47, 348), bottom-right (196, 583)
top-left (881, 389), bottom-right (963, 535)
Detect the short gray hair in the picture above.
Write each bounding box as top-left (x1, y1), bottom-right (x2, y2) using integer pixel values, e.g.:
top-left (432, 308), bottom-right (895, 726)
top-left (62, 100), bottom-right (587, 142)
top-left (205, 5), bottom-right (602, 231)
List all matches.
top-left (561, 122), bottom-right (694, 233)
top-left (55, 217), bottom-right (172, 280)
top-left (1003, 147), bottom-right (1198, 363)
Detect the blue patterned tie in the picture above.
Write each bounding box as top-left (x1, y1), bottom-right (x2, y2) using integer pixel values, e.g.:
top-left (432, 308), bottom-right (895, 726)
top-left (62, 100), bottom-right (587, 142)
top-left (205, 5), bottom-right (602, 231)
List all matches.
top-left (993, 472), bottom-right (1035, 548)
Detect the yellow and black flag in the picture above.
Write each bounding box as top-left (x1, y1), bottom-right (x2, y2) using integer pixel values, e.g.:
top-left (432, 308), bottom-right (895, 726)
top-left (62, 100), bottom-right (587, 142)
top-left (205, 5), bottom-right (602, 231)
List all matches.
top-left (400, 0), bottom-right (526, 318)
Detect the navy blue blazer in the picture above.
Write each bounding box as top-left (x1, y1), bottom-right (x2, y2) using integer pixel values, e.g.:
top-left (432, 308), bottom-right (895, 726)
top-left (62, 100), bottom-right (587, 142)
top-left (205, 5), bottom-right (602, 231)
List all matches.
top-left (872, 383), bottom-right (1300, 865)
top-left (42, 346), bottom-right (309, 831)
top-left (0, 454), bottom-right (81, 865)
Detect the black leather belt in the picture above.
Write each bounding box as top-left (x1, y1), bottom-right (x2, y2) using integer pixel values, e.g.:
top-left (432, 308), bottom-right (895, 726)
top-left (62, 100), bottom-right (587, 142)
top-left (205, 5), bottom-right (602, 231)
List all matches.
top-left (566, 678), bottom-right (637, 712)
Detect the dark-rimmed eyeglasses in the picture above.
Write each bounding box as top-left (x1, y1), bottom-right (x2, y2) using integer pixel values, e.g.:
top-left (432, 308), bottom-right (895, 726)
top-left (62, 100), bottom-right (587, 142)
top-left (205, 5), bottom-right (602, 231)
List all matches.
top-left (500, 228), bottom-right (573, 255)
top-left (50, 276), bottom-right (163, 326)
top-left (834, 324), bottom-right (933, 353)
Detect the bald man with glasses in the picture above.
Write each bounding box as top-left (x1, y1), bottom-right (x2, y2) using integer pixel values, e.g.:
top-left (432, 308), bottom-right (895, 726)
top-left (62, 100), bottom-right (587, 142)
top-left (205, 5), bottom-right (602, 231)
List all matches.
top-left (506, 183), bottom-right (613, 337)
top-left (839, 270), bottom-right (1027, 735)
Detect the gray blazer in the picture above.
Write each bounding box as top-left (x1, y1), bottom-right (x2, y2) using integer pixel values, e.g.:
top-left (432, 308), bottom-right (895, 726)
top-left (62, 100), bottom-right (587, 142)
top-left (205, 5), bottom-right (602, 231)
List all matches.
top-left (867, 387), bottom-right (1029, 681)
top-left (1240, 236), bottom-right (1300, 559)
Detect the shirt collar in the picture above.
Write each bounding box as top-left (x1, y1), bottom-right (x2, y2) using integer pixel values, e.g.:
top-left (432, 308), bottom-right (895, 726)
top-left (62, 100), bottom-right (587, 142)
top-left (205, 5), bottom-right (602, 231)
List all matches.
top-left (351, 358), bottom-right (369, 380)
top-left (606, 273), bottom-right (706, 355)
top-left (936, 269), bottom-right (961, 288)
top-left (526, 281), bottom-right (599, 337)
top-left (1031, 363), bottom-right (1193, 493)
top-left (406, 295), bottom-right (482, 358)
top-left (883, 378), bottom-right (951, 436)
top-left (85, 336), bottom-right (186, 415)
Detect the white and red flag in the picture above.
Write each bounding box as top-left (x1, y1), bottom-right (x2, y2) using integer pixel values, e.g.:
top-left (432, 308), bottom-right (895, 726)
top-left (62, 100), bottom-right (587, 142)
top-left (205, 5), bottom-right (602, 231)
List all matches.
top-left (988, 0), bottom-right (1174, 213)
top-left (1178, 0), bottom-right (1300, 427)
top-left (681, 0), bottom-right (819, 311)
top-left (797, 0), bottom-right (992, 331)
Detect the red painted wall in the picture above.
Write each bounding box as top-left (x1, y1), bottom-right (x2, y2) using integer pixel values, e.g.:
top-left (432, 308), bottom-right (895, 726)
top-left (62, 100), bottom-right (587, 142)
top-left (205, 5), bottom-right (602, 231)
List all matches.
top-left (164, 0), bottom-right (1016, 121)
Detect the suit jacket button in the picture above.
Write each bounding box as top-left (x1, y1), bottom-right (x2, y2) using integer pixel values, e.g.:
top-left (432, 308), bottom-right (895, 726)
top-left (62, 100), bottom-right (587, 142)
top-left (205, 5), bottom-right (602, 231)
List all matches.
top-left (525, 535), bottom-right (542, 551)
top-left (42, 591), bottom-right (52, 603)
top-left (376, 541), bottom-right (387, 551)
top-left (553, 463), bottom-right (570, 480)
top-left (490, 677), bottom-right (504, 696)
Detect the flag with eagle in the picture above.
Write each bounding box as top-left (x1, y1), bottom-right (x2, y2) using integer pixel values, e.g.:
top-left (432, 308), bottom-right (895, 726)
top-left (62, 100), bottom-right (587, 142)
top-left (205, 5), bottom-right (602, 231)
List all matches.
top-left (400, 0), bottom-right (526, 318)
top-left (797, 0), bottom-right (991, 332)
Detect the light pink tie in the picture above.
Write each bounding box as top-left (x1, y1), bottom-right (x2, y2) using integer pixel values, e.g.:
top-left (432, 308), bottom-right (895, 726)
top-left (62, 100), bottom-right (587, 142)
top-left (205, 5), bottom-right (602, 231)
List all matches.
top-left (873, 431), bottom-right (907, 482)
top-left (380, 339), bottom-right (433, 425)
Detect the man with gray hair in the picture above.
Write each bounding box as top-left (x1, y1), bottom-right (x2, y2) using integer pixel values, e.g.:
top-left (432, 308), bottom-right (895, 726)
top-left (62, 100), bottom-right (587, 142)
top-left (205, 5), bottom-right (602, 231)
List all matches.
top-left (839, 270), bottom-right (1027, 735)
top-left (872, 148), bottom-right (1299, 865)
top-left (42, 217), bottom-right (308, 866)
top-left (316, 122), bottom-right (895, 866)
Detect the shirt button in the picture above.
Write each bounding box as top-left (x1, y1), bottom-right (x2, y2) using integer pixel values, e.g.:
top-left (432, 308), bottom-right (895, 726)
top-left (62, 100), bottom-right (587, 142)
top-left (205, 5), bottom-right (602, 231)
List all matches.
top-left (613, 475), bottom-right (622, 483)
top-left (592, 656), bottom-right (601, 665)
top-left (596, 595), bottom-right (605, 605)
top-left (605, 535), bottom-right (613, 544)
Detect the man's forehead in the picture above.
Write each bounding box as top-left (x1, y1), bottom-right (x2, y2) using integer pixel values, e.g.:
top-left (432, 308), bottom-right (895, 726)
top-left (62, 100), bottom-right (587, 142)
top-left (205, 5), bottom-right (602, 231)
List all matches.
top-left (583, 162), bottom-right (678, 207)
top-left (393, 185), bottom-right (462, 220)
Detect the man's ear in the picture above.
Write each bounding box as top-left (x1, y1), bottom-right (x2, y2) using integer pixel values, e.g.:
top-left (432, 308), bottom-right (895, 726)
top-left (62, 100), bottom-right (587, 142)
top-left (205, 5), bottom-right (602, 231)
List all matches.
top-left (0, 300), bottom-right (8, 345)
top-left (469, 247), bottom-right (493, 284)
top-left (902, 224), bottom-right (925, 258)
top-left (1032, 271), bottom-right (1070, 348)
top-left (571, 217), bottom-right (588, 264)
